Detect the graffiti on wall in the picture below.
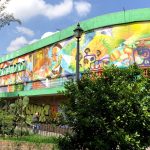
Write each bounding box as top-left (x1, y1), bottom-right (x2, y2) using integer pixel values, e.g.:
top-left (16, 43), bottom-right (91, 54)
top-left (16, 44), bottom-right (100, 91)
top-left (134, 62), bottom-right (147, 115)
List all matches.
top-left (25, 104), bottom-right (58, 122)
top-left (0, 22), bottom-right (150, 92)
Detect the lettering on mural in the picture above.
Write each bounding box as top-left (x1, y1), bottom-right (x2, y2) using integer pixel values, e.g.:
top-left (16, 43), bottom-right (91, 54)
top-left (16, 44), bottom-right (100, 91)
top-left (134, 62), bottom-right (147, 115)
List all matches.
top-left (25, 104), bottom-right (50, 122)
top-left (0, 61), bottom-right (26, 76)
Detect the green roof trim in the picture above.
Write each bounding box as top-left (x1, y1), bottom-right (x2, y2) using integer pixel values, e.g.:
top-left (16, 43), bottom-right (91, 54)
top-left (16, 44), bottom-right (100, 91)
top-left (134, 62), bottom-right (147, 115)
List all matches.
top-left (1, 7), bottom-right (150, 63)
top-left (0, 86), bottom-right (64, 98)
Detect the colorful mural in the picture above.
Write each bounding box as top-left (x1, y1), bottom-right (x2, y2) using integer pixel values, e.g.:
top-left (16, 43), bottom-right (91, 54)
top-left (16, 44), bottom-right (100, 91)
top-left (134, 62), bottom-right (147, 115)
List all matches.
top-left (0, 22), bottom-right (150, 93)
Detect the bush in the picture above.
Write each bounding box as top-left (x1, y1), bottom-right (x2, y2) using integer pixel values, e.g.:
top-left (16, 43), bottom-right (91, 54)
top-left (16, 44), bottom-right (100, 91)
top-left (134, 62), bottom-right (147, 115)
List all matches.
top-left (0, 110), bottom-right (15, 135)
top-left (13, 127), bottom-right (30, 137)
top-left (58, 64), bottom-right (150, 150)
top-left (0, 96), bottom-right (30, 137)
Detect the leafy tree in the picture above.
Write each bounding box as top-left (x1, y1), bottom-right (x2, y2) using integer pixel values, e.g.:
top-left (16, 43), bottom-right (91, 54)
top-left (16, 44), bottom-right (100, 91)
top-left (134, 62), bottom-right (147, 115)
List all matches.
top-left (0, 98), bottom-right (15, 136)
top-left (0, 96), bottom-right (30, 136)
top-left (58, 64), bottom-right (150, 150)
top-left (9, 96), bottom-right (30, 136)
top-left (0, 0), bottom-right (21, 28)
top-left (0, 110), bottom-right (14, 136)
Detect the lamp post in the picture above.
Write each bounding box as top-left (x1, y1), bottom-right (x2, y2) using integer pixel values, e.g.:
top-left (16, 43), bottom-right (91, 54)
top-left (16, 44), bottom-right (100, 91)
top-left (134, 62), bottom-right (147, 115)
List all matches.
top-left (74, 23), bottom-right (84, 81)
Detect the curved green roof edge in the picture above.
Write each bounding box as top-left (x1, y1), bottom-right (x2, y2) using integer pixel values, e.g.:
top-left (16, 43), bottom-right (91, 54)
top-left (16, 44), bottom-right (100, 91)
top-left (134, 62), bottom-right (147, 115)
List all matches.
top-left (1, 7), bottom-right (150, 63)
top-left (0, 86), bottom-right (64, 98)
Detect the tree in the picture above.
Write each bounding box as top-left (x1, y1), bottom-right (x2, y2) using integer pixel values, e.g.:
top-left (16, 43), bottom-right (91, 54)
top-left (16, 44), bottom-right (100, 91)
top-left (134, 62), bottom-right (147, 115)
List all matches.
top-left (58, 64), bottom-right (150, 150)
top-left (0, 96), bottom-right (30, 136)
top-left (0, 109), bottom-right (14, 136)
top-left (0, 0), bottom-right (20, 28)
top-left (9, 96), bottom-right (30, 136)
top-left (0, 98), bottom-right (15, 136)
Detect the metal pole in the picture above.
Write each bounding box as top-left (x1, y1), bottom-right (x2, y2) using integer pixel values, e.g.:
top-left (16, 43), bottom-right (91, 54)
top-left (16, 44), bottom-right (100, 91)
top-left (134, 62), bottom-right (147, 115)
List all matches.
top-left (76, 38), bottom-right (80, 81)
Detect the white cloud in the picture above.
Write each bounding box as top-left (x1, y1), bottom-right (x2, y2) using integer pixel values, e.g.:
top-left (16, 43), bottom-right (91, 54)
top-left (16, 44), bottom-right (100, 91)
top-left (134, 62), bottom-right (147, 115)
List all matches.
top-left (6, 0), bottom-right (73, 21)
top-left (28, 39), bottom-right (39, 44)
top-left (44, 0), bottom-right (73, 19)
top-left (74, 1), bottom-right (91, 17)
top-left (16, 26), bottom-right (35, 36)
top-left (41, 31), bottom-right (58, 39)
top-left (6, 0), bottom-right (91, 21)
top-left (7, 31), bottom-right (57, 52)
top-left (7, 36), bottom-right (28, 52)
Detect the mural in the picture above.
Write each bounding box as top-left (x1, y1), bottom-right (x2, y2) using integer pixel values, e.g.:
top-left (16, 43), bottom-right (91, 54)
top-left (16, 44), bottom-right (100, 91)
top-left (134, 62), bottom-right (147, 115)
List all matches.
top-left (0, 22), bottom-right (150, 92)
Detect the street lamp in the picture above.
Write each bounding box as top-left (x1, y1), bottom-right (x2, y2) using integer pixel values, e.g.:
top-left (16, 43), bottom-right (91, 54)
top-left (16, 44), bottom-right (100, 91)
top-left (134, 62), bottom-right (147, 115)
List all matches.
top-left (73, 23), bottom-right (84, 81)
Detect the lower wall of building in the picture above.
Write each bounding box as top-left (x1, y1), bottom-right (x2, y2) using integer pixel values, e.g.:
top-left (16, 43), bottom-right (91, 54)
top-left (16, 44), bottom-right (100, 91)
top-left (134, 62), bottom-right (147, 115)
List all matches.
top-left (7, 94), bottom-right (65, 123)
top-left (28, 95), bottom-right (65, 122)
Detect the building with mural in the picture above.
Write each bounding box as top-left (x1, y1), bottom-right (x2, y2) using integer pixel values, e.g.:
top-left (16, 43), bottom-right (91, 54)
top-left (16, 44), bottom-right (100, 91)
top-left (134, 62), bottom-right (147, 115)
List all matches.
top-left (0, 8), bottom-right (150, 122)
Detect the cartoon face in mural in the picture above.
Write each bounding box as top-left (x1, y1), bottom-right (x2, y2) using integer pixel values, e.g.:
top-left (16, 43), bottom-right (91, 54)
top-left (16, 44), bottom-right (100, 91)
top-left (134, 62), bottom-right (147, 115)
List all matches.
top-left (133, 37), bottom-right (150, 66)
top-left (81, 33), bottom-right (110, 71)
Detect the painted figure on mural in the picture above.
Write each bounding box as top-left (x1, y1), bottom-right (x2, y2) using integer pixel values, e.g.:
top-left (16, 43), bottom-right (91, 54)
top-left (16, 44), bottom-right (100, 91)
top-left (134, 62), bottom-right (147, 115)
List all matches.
top-left (16, 72), bottom-right (22, 83)
top-left (48, 43), bottom-right (63, 78)
top-left (20, 54), bottom-right (33, 83)
top-left (83, 33), bottom-right (109, 71)
top-left (33, 47), bottom-right (51, 80)
top-left (60, 39), bottom-right (77, 75)
top-left (33, 50), bottom-right (44, 72)
top-left (42, 47), bottom-right (51, 78)
top-left (133, 37), bottom-right (150, 66)
top-left (33, 49), bottom-right (44, 79)
top-left (26, 54), bottom-right (33, 80)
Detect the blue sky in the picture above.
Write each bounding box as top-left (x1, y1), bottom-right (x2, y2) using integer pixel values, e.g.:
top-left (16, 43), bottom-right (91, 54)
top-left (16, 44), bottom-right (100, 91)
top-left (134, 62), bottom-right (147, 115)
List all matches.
top-left (0, 0), bottom-right (150, 56)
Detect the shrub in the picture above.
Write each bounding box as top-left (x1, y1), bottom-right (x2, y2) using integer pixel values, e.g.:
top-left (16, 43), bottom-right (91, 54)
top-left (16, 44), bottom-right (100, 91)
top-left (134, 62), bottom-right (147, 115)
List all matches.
top-left (0, 96), bottom-right (30, 137)
top-left (0, 110), bottom-right (15, 135)
top-left (58, 64), bottom-right (150, 150)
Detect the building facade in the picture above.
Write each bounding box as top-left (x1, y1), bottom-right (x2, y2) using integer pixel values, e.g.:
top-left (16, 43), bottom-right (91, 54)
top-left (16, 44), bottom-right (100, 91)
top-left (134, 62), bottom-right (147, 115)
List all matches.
top-left (0, 8), bottom-right (150, 122)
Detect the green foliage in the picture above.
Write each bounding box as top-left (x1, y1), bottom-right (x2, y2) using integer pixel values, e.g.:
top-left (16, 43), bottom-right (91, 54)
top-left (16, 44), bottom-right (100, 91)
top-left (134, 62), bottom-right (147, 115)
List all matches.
top-left (9, 96), bottom-right (30, 136)
top-left (0, 110), bottom-right (15, 135)
top-left (1, 134), bottom-right (58, 144)
top-left (0, 96), bottom-right (30, 137)
top-left (0, 0), bottom-right (21, 29)
top-left (1, 135), bottom-right (59, 150)
top-left (0, 98), bottom-right (10, 110)
top-left (57, 134), bottom-right (77, 150)
top-left (9, 96), bottom-right (30, 124)
top-left (0, 99), bottom-right (15, 135)
top-left (13, 127), bottom-right (30, 137)
top-left (58, 64), bottom-right (150, 150)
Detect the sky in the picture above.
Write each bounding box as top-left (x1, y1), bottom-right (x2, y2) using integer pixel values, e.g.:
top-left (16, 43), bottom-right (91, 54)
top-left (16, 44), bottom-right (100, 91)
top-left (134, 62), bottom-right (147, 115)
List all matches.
top-left (0, 0), bottom-right (150, 56)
